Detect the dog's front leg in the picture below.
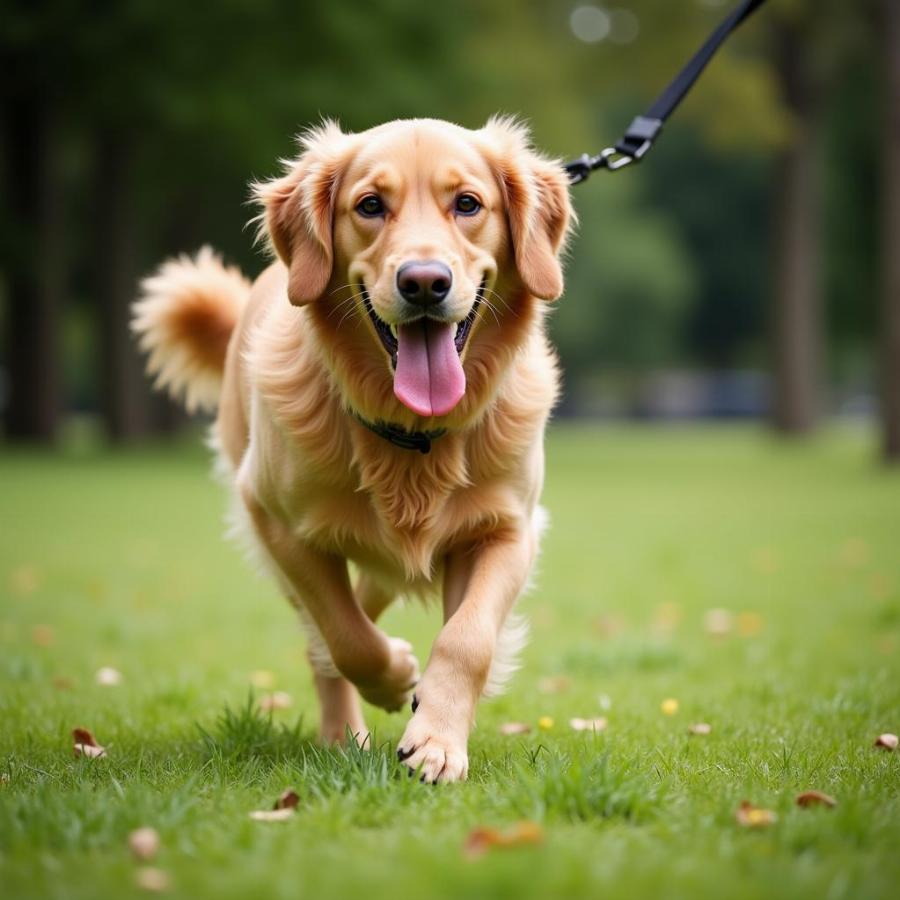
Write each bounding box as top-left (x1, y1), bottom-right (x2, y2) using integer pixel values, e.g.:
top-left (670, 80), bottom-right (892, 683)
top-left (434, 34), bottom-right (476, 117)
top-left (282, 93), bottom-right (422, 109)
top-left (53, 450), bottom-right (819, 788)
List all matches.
top-left (397, 529), bottom-right (534, 783)
top-left (243, 492), bottom-right (419, 714)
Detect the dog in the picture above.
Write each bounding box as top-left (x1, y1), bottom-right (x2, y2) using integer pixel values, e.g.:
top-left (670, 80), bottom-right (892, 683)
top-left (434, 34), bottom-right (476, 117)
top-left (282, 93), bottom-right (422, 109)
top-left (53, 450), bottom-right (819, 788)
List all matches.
top-left (132, 117), bottom-right (573, 783)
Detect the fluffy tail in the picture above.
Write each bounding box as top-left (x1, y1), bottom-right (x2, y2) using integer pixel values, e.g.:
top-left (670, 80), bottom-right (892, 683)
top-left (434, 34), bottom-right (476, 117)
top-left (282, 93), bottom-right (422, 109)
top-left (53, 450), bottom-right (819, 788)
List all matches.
top-left (131, 246), bottom-right (251, 413)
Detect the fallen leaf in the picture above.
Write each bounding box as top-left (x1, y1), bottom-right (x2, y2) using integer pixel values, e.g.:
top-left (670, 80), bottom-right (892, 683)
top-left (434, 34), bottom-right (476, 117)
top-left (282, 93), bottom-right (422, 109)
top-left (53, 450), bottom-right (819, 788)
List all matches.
top-left (592, 613), bottom-right (625, 639)
top-left (31, 624), bottom-right (55, 647)
top-left (537, 675), bottom-right (571, 695)
top-left (274, 789), bottom-right (299, 810)
top-left (249, 808), bottom-right (295, 822)
top-left (135, 867), bottom-right (170, 892)
top-left (838, 537), bottom-right (869, 568)
top-left (569, 717), bottom-right (607, 732)
top-left (688, 722), bottom-right (712, 736)
top-left (96, 667), bottom-right (123, 687)
top-left (874, 733), bottom-right (898, 751)
top-left (795, 790), bottom-right (837, 809)
top-left (735, 801), bottom-right (777, 828)
top-left (661, 698), bottom-right (679, 716)
top-left (751, 547), bottom-right (780, 575)
top-left (249, 670), bottom-right (276, 689)
top-left (259, 691), bottom-right (292, 711)
top-left (52, 676), bottom-right (74, 691)
top-left (72, 727), bottom-right (107, 759)
top-left (704, 608), bottom-right (732, 638)
top-left (652, 601), bottom-right (682, 633)
top-left (868, 572), bottom-right (892, 601)
top-left (537, 716), bottom-right (554, 730)
top-left (464, 821), bottom-right (544, 859)
top-left (129, 827), bottom-right (161, 861)
top-left (499, 721), bottom-right (531, 735)
top-left (10, 564), bottom-right (41, 595)
top-left (737, 612), bottom-right (764, 637)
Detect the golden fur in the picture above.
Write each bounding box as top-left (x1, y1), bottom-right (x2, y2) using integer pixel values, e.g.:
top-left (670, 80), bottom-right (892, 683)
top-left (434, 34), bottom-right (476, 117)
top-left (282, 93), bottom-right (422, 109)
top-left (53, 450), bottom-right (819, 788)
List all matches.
top-left (132, 117), bottom-right (573, 782)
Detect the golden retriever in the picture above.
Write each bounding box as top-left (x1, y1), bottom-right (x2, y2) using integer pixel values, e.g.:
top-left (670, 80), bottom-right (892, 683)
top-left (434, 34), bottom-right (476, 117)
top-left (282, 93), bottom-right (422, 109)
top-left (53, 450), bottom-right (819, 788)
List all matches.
top-left (132, 117), bottom-right (573, 783)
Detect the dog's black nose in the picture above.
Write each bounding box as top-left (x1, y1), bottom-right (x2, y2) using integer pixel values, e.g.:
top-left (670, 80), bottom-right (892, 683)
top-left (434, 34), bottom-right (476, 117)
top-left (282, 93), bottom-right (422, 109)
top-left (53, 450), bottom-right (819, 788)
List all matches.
top-left (396, 261), bottom-right (452, 305)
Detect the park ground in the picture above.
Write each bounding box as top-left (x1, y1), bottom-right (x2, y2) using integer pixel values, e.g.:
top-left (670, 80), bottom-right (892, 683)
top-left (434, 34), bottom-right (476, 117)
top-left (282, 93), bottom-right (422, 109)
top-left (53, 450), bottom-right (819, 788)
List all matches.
top-left (0, 424), bottom-right (898, 900)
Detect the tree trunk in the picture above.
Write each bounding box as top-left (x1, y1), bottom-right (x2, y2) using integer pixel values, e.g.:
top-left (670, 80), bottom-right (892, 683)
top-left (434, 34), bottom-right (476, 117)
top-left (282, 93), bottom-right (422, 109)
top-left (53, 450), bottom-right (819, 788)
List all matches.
top-left (770, 23), bottom-right (823, 434)
top-left (2, 97), bottom-right (64, 441)
top-left (95, 130), bottom-right (151, 441)
top-left (881, 0), bottom-right (900, 462)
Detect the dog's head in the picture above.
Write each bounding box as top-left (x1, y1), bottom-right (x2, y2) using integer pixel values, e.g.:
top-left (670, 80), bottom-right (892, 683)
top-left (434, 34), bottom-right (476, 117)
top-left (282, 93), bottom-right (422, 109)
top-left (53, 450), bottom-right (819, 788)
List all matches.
top-left (255, 117), bottom-right (572, 421)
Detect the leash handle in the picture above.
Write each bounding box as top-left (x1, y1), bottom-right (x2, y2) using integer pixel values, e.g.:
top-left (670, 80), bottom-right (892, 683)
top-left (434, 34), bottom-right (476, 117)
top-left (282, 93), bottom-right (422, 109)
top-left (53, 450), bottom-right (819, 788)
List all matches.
top-left (565, 0), bottom-right (769, 185)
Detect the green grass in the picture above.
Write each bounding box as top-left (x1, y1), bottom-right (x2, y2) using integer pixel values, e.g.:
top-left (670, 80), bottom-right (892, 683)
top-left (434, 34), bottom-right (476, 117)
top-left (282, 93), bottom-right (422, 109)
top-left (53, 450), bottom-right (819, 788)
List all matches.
top-left (1, 424), bottom-right (898, 900)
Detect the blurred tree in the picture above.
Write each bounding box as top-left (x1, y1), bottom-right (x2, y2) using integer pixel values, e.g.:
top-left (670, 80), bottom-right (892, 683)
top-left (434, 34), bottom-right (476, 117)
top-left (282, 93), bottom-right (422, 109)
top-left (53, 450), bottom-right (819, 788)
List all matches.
top-left (881, 0), bottom-right (900, 461)
top-left (769, 11), bottom-right (823, 434)
top-left (1, 4), bottom-right (68, 440)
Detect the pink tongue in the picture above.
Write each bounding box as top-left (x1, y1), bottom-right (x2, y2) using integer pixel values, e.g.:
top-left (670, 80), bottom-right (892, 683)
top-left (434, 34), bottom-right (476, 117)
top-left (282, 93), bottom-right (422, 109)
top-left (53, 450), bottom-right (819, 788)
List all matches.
top-left (394, 320), bottom-right (466, 417)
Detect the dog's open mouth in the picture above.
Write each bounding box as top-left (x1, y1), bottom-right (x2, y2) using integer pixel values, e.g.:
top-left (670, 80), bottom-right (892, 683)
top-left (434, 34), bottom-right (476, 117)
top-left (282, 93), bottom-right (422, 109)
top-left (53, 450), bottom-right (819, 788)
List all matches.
top-left (362, 279), bottom-right (485, 418)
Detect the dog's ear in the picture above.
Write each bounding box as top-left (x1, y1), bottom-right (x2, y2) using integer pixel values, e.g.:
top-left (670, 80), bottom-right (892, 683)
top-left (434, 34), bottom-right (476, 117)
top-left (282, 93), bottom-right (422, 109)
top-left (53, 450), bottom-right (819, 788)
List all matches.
top-left (481, 117), bottom-right (574, 301)
top-left (253, 122), bottom-right (353, 305)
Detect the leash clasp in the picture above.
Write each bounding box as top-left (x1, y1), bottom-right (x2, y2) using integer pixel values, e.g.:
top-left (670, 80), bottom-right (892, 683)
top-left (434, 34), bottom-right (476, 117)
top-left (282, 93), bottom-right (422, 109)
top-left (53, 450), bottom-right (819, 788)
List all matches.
top-left (564, 145), bottom-right (640, 185)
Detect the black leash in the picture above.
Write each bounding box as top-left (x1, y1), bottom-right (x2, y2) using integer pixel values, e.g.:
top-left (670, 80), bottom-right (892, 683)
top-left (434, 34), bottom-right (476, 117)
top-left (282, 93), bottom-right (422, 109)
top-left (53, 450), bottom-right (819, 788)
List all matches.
top-left (565, 0), bottom-right (770, 185)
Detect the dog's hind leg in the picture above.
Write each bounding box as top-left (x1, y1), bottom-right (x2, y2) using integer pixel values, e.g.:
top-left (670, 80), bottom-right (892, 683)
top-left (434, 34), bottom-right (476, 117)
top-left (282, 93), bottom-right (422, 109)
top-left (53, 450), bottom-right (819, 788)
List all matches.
top-left (313, 574), bottom-right (396, 746)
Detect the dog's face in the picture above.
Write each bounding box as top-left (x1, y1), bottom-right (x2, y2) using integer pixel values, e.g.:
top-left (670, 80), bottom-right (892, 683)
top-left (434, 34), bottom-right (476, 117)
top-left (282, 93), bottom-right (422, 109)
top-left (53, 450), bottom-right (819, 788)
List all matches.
top-left (257, 118), bottom-right (572, 419)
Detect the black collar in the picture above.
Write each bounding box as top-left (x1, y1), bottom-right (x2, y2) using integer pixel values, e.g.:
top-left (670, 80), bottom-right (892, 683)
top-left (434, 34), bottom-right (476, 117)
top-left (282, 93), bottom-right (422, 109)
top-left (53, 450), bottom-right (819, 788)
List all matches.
top-left (351, 411), bottom-right (446, 454)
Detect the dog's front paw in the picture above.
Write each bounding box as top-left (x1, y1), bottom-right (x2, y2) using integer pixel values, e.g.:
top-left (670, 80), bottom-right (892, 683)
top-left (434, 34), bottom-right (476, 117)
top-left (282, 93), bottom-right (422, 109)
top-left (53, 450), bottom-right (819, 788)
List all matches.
top-left (397, 712), bottom-right (468, 783)
top-left (355, 637), bottom-right (420, 712)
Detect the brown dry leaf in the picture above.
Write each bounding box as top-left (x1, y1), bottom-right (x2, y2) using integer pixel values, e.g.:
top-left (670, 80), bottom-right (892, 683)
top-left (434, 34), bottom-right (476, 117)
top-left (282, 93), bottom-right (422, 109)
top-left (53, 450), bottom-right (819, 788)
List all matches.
top-left (72, 727), bottom-right (107, 759)
top-left (569, 717), bottom-right (608, 732)
top-left (135, 867), bottom-right (170, 893)
top-left (464, 821), bottom-right (544, 859)
top-left (129, 827), bottom-right (161, 861)
top-left (751, 547), bottom-right (780, 576)
top-left (52, 676), bottom-right (74, 691)
top-left (795, 790), bottom-right (837, 809)
top-left (249, 808), bottom-right (294, 822)
top-left (274, 789), bottom-right (300, 810)
top-left (704, 608), bottom-right (732, 638)
top-left (737, 612), bottom-right (764, 637)
top-left (735, 801), bottom-right (777, 828)
top-left (95, 667), bottom-right (123, 687)
top-left (868, 572), bottom-right (893, 601)
top-left (499, 721), bottom-right (531, 735)
top-left (10, 564), bottom-right (41, 595)
top-left (31, 624), bottom-right (55, 647)
top-left (688, 722), bottom-right (712, 736)
top-left (592, 613), bottom-right (625, 639)
top-left (838, 537), bottom-right (869, 568)
top-left (259, 691), bottom-right (293, 712)
top-left (249, 669), bottom-right (275, 689)
top-left (537, 675), bottom-right (571, 695)
top-left (874, 733), bottom-right (898, 751)
top-left (651, 601), bottom-right (682, 634)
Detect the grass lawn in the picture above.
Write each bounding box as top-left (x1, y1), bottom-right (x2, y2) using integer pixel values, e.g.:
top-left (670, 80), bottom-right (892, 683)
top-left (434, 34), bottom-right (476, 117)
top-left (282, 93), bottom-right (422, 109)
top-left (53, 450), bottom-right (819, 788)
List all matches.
top-left (1, 424), bottom-right (898, 900)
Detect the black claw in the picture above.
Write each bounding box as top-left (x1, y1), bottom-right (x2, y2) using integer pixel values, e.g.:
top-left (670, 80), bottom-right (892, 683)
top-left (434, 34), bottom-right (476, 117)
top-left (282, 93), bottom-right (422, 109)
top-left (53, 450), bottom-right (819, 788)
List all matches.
top-left (397, 746), bottom-right (414, 761)
top-left (411, 693), bottom-right (419, 713)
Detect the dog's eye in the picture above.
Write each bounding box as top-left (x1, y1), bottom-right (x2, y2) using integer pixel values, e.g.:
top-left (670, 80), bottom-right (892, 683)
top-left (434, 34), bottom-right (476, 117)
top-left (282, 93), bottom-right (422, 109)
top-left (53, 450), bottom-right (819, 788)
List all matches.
top-left (356, 195), bottom-right (385, 218)
top-left (454, 194), bottom-right (481, 216)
